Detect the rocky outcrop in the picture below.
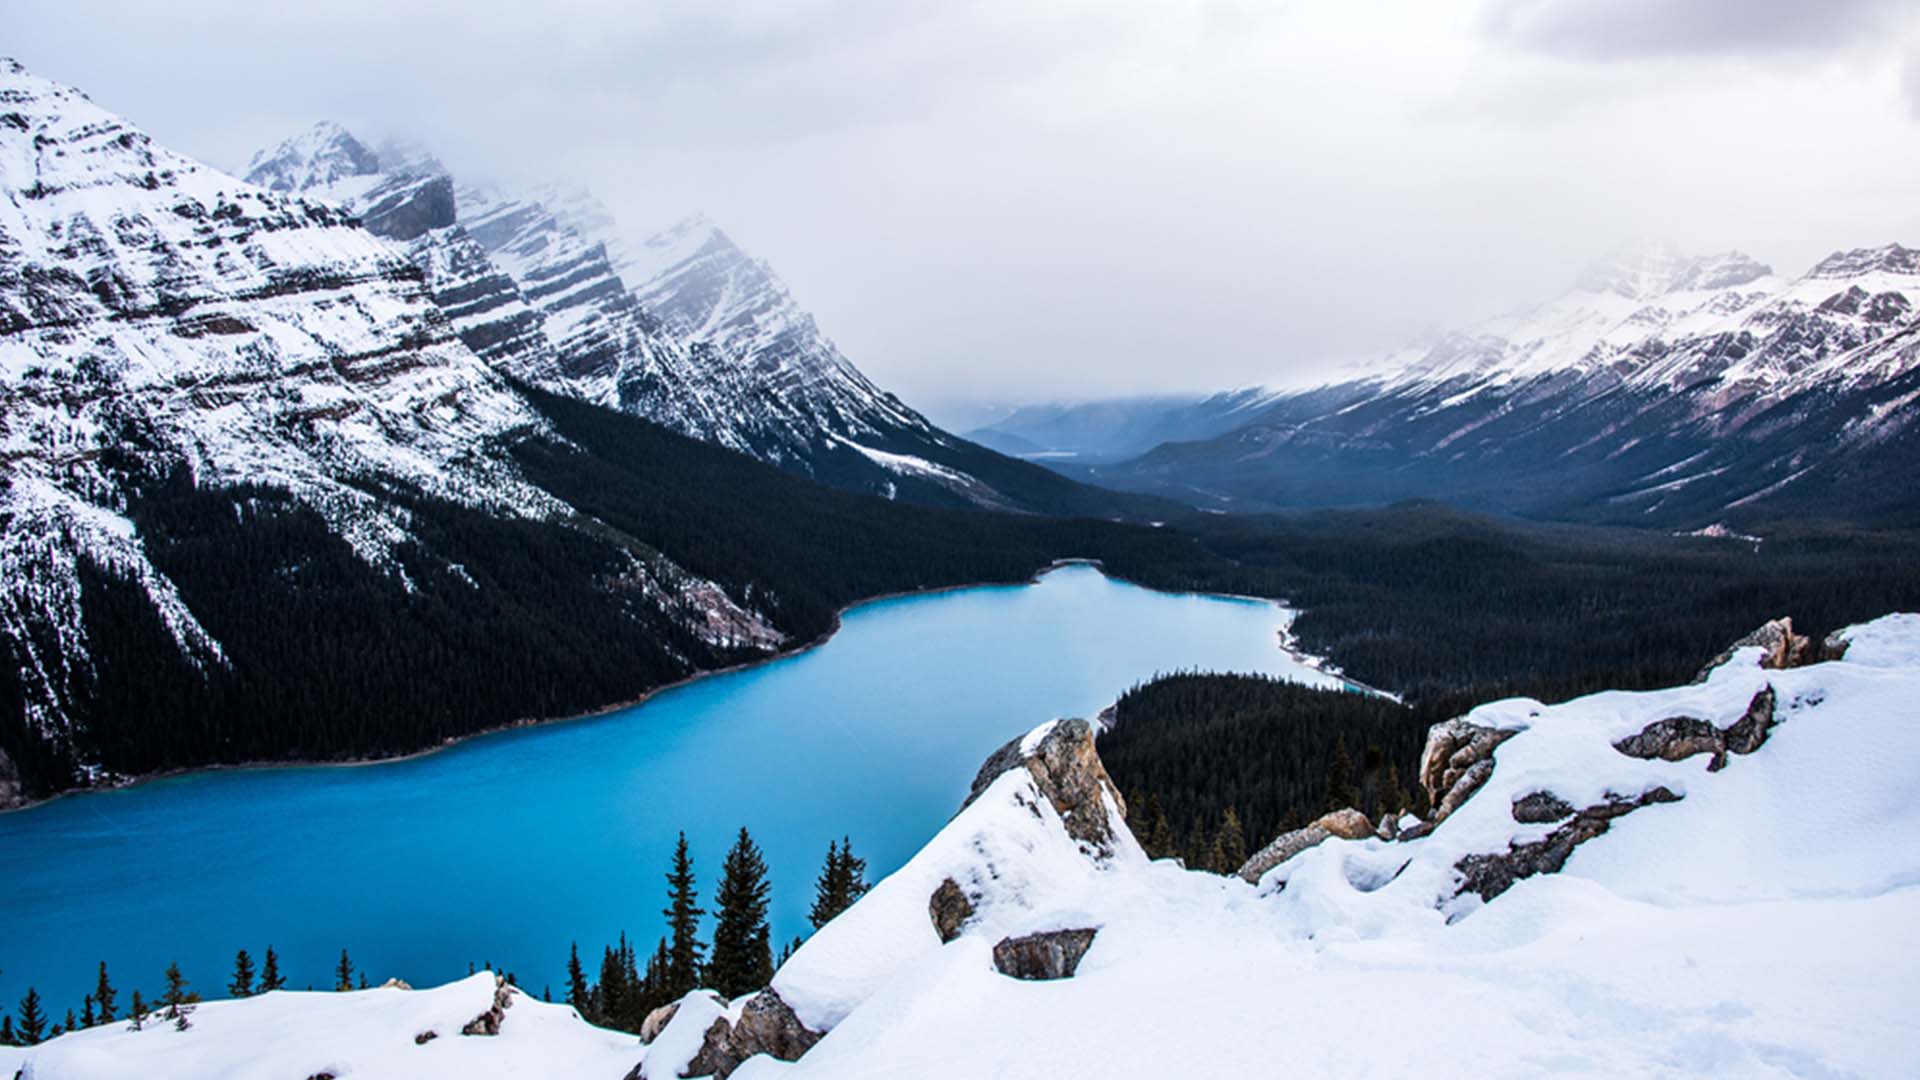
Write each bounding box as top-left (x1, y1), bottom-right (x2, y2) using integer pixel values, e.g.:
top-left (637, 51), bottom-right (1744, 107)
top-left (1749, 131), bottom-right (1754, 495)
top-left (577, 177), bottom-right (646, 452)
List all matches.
top-left (459, 976), bottom-right (513, 1036)
top-left (1693, 618), bottom-right (1819, 683)
top-left (1510, 791), bottom-right (1575, 824)
top-left (961, 719), bottom-right (1129, 856)
top-left (1236, 808), bottom-right (1374, 884)
top-left (1613, 686), bottom-right (1776, 772)
top-left (991, 928), bottom-right (1099, 981)
top-left (1420, 719), bottom-right (1519, 824)
top-left (929, 877), bottom-right (976, 944)
top-left (682, 989), bottom-right (822, 1079)
top-left (640, 1001), bottom-right (682, 1043)
top-left (1457, 787), bottom-right (1681, 901)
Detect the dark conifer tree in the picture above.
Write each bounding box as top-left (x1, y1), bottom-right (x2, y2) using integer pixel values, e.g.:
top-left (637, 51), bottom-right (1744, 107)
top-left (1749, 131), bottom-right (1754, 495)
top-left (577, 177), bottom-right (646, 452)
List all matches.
top-left (335, 949), bottom-right (355, 992)
top-left (597, 944), bottom-right (626, 1027)
top-left (16, 987), bottom-right (45, 1045)
top-left (259, 947), bottom-right (285, 992)
top-left (94, 961), bottom-right (117, 1022)
top-left (708, 827), bottom-right (774, 998)
top-left (776, 936), bottom-right (805, 968)
top-left (62, 1008), bottom-right (76, 1035)
top-left (229, 949), bottom-right (256, 998)
top-left (661, 832), bottom-right (706, 998)
top-left (565, 942), bottom-right (591, 1014)
top-left (1210, 807), bottom-right (1248, 875)
top-left (809, 837), bottom-right (871, 929)
top-left (1139, 793), bottom-right (1175, 858)
top-left (1326, 734), bottom-right (1360, 812)
top-left (127, 989), bottom-right (147, 1031)
top-left (161, 961), bottom-right (196, 1025)
top-left (0, 1015), bottom-right (15, 1046)
top-left (81, 993), bottom-right (95, 1029)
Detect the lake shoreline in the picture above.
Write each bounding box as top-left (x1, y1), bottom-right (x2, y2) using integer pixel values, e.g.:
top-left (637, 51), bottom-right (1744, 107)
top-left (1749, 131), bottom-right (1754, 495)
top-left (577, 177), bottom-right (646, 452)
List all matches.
top-left (1, 558), bottom-right (1345, 816)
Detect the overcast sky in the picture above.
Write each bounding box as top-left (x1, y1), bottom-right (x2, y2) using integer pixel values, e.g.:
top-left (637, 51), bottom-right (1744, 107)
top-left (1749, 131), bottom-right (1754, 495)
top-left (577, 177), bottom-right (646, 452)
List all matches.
top-left (13, 1), bottom-right (1920, 408)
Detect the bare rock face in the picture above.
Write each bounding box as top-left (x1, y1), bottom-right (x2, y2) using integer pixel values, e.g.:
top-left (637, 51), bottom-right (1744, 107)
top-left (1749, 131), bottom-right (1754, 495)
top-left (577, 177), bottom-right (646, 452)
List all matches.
top-left (682, 989), bottom-right (823, 1079)
top-left (640, 1000), bottom-right (681, 1044)
top-left (459, 975), bottom-right (513, 1036)
top-left (929, 877), bottom-right (977, 944)
top-left (1821, 628), bottom-right (1852, 662)
top-left (1693, 618), bottom-right (1817, 683)
top-left (1510, 791), bottom-right (1575, 824)
top-left (991, 928), bottom-right (1099, 981)
top-left (1420, 719), bottom-right (1519, 824)
top-left (961, 719), bottom-right (1129, 855)
top-left (1457, 787), bottom-right (1681, 901)
top-left (1236, 808), bottom-right (1373, 884)
top-left (1613, 686), bottom-right (1776, 772)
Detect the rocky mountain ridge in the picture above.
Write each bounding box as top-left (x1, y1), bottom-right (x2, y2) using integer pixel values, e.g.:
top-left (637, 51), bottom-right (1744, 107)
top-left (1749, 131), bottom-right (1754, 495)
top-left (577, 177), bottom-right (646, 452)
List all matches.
top-left (243, 123), bottom-right (1137, 514)
top-left (1059, 240), bottom-right (1920, 525)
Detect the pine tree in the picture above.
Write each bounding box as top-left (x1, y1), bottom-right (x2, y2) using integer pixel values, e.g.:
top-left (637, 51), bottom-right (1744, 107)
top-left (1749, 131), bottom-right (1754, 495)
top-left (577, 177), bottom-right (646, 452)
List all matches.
top-left (16, 987), bottom-right (45, 1045)
top-left (565, 942), bottom-right (591, 1014)
top-left (94, 961), bottom-right (117, 1022)
top-left (1140, 793), bottom-right (1175, 858)
top-left (1209, 807), bottom-right (1248, 874)
top-left (127, 989), bottom-right (147, 1031)
top-left (776, 936), bottom-right (805, 967)
top-left (335, 949), bottom-right (355, 992)
top-left (809, 837), bottom-right (871, 929)
top-left (597, 944), bottom-right (626, 1027)
top-left (0, 1015), bottom-right (15, 1046)
top-left (161, 961), bottom-right (197, 1027)
top-left (1382, 763), bottom-right (1412, 819)
top-left (229, 949), bottom-right (256, 998)
top-left (259, 947), bottom-right (285, 992)
top-left (62, 1008), bottom-right (76, 1034)
top-left (661, 832), bottom-right (705, 998)
top-left (1326, 734), bottom-right (1360, 811)
top-left (708, 827), bottom-right (774, 998)
top-left (81, 993), bottom-right (95, 1029)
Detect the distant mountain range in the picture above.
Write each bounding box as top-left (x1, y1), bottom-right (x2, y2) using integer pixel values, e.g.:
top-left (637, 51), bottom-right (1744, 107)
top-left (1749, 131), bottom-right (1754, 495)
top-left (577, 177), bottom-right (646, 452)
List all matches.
top-left (992, 241), bottom-right (1920, 526)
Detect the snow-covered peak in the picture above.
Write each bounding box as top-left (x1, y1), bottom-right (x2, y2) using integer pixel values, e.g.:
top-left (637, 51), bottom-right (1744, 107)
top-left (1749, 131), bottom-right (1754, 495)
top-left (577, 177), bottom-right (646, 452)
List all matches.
top-left (243, 120), bottom-right (381, 193)
top-left (1803, 242), bottom-right (1920, 281)
top-left (1573, 240), bottom-right (1772, 301)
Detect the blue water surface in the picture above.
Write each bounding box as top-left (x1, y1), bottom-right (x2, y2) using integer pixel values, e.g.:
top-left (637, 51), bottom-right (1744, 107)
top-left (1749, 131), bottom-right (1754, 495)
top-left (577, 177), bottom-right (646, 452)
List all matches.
top-left (0, 565), bottom-right (1336, 1012)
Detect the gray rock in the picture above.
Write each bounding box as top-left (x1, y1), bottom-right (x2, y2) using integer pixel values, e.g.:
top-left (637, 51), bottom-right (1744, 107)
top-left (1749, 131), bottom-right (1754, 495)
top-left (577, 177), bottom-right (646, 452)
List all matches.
top-left (640, 1000), bottom-right (681, 1044)
top-left (1612, 715), bottom-right (1726, 767)
top-left (1510, 791), bottom-right (1575, 824)
top-left (1456, 787), bottom-right (1681, 901)
top-left (1821, 628), bottom-right (1852, 662)
top-left (961, 719), bottom-right (1129, 856)
top-left (459, 975), bottom-right (512, 1036)
top-left (1235, 808), bottom-right (1373, 883)
top-left (929, 877), bottom-right (976, 944)
top-left (991, 928), bottom-right (1099, 981)
top-left (682, 989), bottom-right (823, 1079)
top-left (1419, 719), bottom-right (1518, 824)
top-left (1693, 617), bottom-right (1816, 683)
top-left (1612, 685), bottom-right (1776, 773)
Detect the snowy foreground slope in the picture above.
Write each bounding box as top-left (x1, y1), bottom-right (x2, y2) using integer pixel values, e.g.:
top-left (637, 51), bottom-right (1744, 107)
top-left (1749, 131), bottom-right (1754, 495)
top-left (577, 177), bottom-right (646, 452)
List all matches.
top-left (10, 615), bottom-right (1920, 1078)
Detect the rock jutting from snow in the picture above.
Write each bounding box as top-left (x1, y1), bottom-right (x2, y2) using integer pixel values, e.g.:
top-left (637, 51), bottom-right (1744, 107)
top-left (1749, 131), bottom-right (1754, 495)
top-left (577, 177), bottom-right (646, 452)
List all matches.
top-left (1420, 719), bottom-right (1519, 824)
top-left (1455, 786), bottom-right (1682, 902)
top-left (960, 718), bottom-right (1130, 856)
top-left (928, 877), bottom-right (976, 944)
top-left (991, 928), bottom-right (1100, 981)
top-left (640, 1001), bottom-right (682, 1044)
top-left (681, 989), bottom-right (823, 1079)
top-left (1236, 808), bottom-right (1374, 884)
top-left (1692, 618), bottom-right (1819, 683)
top-left (459, 975), bottom-right (514, 1036)
top-left (1613, 685), bottom-right (1776, 772)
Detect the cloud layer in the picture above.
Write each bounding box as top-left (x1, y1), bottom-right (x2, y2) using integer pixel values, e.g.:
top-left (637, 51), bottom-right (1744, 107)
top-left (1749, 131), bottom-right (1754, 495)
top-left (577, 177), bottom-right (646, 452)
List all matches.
top-left (11, 1), bottom-right (1920, 404)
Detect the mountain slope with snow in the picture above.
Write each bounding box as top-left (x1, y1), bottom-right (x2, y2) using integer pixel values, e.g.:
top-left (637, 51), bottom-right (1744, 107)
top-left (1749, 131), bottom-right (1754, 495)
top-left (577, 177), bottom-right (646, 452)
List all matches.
top-left (11, 614), bottom-right (1917, 1077)
top-left (1071, 242), bottom-right (1920, 525)
top-left (244, 126), bottom-right (1158, 517)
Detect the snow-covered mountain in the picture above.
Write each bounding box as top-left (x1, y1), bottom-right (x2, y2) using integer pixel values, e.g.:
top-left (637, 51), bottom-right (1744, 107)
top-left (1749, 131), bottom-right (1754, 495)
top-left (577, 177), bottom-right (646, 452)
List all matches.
top-left (243, 125), bottom-right (1138, 514)
top-left (11, 613), bottom-right (1917, 1077)
top-left (1070, 241), bottom-right (1920, 525)
top-left (0, 60), bottom-right (784, 799)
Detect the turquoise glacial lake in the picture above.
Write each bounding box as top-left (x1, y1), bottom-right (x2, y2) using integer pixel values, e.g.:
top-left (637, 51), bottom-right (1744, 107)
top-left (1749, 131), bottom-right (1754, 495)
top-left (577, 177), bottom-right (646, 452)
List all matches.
top-left (0, 565), bottom-right (1340, 1012)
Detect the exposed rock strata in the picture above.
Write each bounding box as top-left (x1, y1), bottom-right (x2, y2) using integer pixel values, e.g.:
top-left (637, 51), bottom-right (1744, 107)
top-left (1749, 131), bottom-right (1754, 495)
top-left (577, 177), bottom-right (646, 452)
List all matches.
top-left (682, 990), bottom-right (822, 1079)
top-left (1613, 686), bottom-right (1776, 772)
top-left (1236, 808), bottom-right (1374, 883)
top-left (1456, 787), bottom-right (1682, 901)
top-left (961, 719), bottom-right (1129, 855)
top-left (1420, 719), bottom-right (1519, 824)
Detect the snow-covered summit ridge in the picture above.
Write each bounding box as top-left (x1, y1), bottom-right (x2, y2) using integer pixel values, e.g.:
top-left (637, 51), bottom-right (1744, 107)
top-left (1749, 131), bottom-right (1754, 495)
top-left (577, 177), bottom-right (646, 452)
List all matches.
top-left (243, 120), bottom-right (382, 193)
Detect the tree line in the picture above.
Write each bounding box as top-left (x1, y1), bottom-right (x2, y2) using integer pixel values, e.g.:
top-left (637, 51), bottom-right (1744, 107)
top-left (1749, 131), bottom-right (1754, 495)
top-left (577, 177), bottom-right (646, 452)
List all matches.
top-left (0, 830), bottom-right (869, 1048)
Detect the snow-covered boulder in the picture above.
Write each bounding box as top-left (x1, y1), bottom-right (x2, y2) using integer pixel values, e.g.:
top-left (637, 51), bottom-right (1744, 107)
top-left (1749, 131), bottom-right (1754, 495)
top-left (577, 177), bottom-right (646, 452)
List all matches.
top-left (1236, 807), bottom-right (1373, 883)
